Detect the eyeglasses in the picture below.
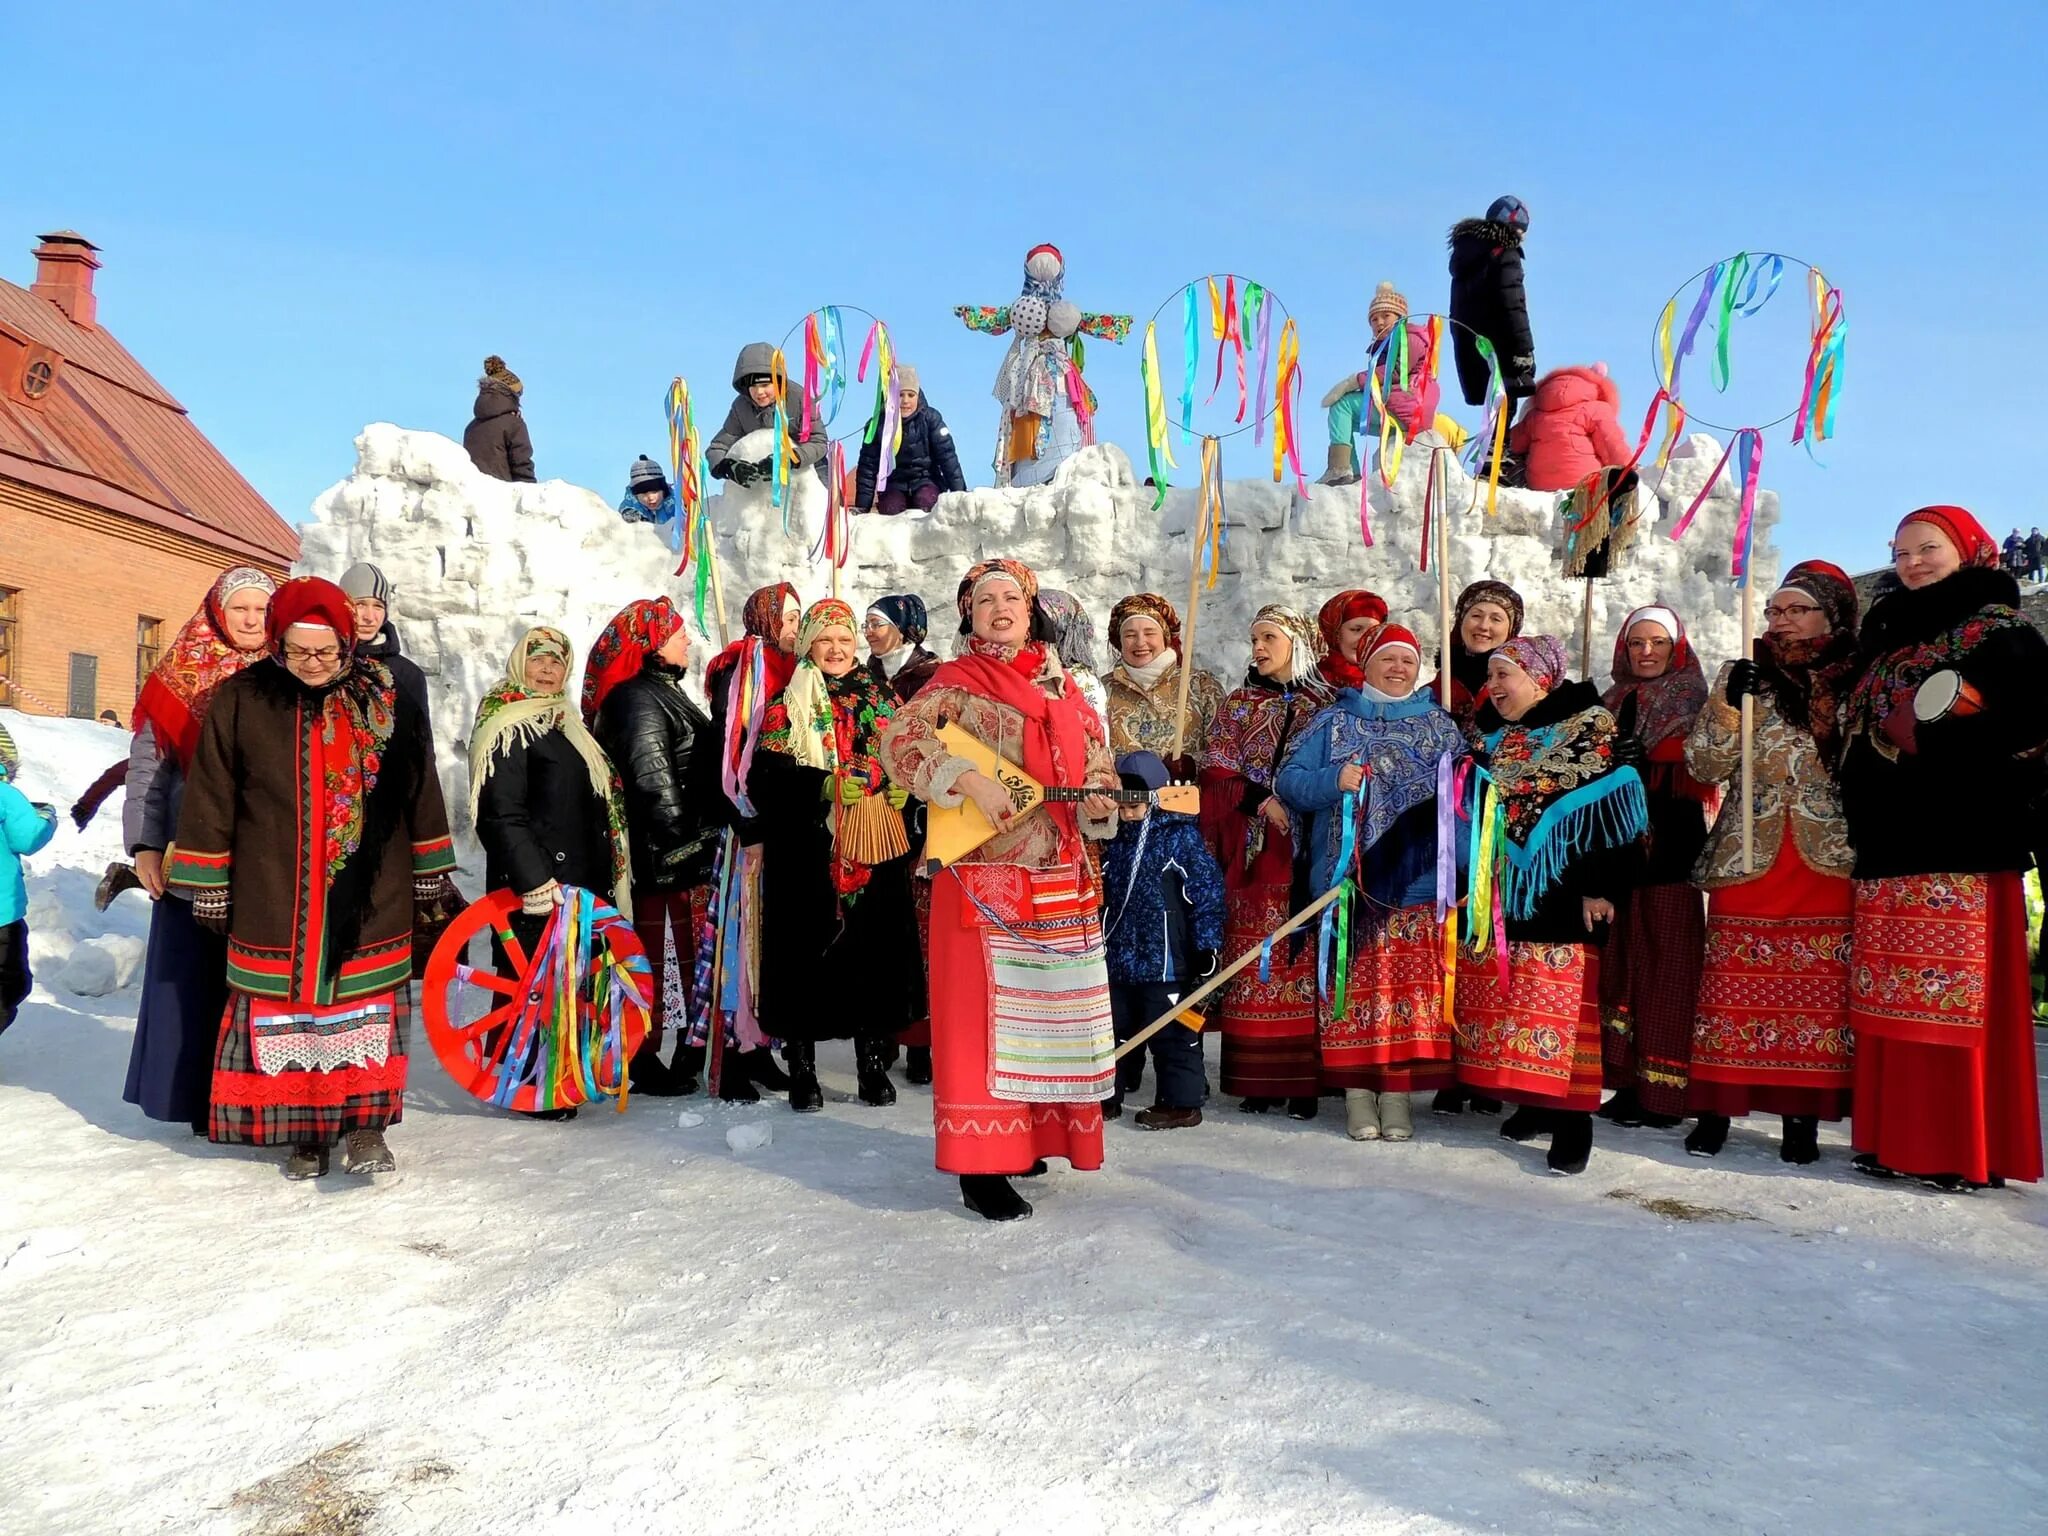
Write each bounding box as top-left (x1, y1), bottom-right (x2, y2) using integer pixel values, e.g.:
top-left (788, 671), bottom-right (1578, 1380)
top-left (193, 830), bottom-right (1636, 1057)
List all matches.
top-left (1763, 603), bottom-right (1822, 622)
top-left (283, 645), bottom-right (342, 663)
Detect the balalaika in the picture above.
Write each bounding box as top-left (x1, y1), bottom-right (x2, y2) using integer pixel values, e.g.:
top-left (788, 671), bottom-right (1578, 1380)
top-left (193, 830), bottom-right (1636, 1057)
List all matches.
top-left (920, 721), bottom-right (1199, 875)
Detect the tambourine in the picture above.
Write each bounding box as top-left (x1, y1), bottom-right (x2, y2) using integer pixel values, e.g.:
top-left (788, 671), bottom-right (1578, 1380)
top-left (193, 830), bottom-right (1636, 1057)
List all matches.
top-left (1913, 669), bottom-right (1984, 723)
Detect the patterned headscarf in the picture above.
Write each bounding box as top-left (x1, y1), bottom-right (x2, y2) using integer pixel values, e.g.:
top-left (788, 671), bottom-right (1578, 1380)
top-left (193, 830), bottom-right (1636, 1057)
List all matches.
top-left (469, 626), bottom-right (632, 914)
top-left (957, 558), bottom-right (1039, 616)
top-left (1248, 603), bottom-right (1323, 685)
top-left (1495, 634), bottom-right (1571, 692)
top-left (867, 593), bottom-right (927, 645)
top-left (1897, 505), bottom-right (1997, 569)
top-left (1454, 580), bottom-right (1525, 643)
top-left (580, 596), bottom-right (685, 725)
top-left (1603, 603), bottom-right (1709, 748)
top-left (743, 582), bottom-right (802, 642)
top-left (1757, 560), bottom-right (1861, 770)
top-left (1316, 589), bottom-right (1389, 691)
top-left (132, 565), bottom-right (277, 768)
top-left (1038, 589), bottom-right (1097, 674)
top-left (1110, 592), bottom-right (1182, 656)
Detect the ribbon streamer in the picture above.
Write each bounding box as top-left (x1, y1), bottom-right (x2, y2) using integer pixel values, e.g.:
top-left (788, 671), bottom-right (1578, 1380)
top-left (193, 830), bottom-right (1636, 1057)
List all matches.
top-left (1792, 273), bottom-right (1847, 455)
top-left (856, 321), bottom-right (902, 495)
top-left (1179, 284), bottom-right (1199, 447)
top-left (1667, 426), bottom-right (1765, 584)
top-left (1140, 321), bottom-right (1177, 508)
top-left (769, 349), bottom-right (791, 521)
top-left (1273, 318), bottom-right (1306, 494)
top-left (1196, 435), bottom-right (1226, 589)
top-left (1247, 285), bottom-right (1272, 446)
top-left (1669, 262), bottom-right (1722, 401)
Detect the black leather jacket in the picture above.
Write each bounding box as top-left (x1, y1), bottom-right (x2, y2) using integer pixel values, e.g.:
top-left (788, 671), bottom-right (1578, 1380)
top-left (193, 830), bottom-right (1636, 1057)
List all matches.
top-left (593, 661), bottom-right (718, 892)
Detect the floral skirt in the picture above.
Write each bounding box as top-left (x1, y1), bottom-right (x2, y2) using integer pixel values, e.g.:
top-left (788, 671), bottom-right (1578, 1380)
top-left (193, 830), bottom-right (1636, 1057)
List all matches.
top-left (1319, 905), bottom-right (1455, 1093)
top-left (1453, 943), bottom-right (1603, 1111)
top-left (1218, 879), bottom-right (1322, 1098)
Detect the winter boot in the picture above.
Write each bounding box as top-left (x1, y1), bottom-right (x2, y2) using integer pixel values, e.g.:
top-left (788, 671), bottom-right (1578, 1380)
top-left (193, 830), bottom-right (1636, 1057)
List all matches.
top-left (1431, 1086), bottom-right (1468, 1116)
top-left (1685, 1114), bottom-right (1730, 1158)
top-left (855, 1035), bottom-right (897, 1107)
top-left (284, 1144), bottom-right (329, 1180)
top-left (1379, 1093), bottom-right (1414, 1142)
top-left (341, 1128), bottom-right (395, 1175)
top-left (785, 1041), bottom-right (824, 1113)
top-left (1019, 1159), bottom-right (1050, 1178)
top-left (905, 1046), bottom-right (933, 1086)
top-left (1135, 1105), bottom-right (1203, 1130)
top-left (743, 1048), bottom-right (791, 1092)
top-left (1345, 1090), bottom-right (1382, 1141)
top-left (1102, 1097), bottom-right (1124, 1121)
top-left (629, 1042), bottom-right (684, 1097)
top-left (960, 1174), bottom-right (1032, 1221)
top-left (1469, 1095), bottom-right (1502, 1115)
top-left (94, 861), bottom-right (142, 911)
top-left (1598, 1086), bottom-right (1645, 1126)
top-left (1546, 1112), bottom-right (1593, 1175)
top-left (1780, 1115), bottom-right (1821, 1166)
top-left (1238, 1096), bottom-right (1279, 1114)
top-left (1318, 441), bottom-right (1360, 487)
top-left (718, 1048), bottom-right (761, 1103)
top-left (671, 1042), bottom-right (705, 1096)
top-left (1850, 1152), bottom-right (1899, 1181)
top-left (1500, 1105), bottom-right (1552, 1142)
top-left (1286, 1095), bottom-right (1320, 1121)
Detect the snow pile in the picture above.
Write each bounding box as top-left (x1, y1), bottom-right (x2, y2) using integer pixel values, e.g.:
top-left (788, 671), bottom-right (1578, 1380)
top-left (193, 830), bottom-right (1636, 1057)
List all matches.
top-left (53, 934), bottom-right (147, 997)
top-left (297, 423), bottom-right (1780, 836)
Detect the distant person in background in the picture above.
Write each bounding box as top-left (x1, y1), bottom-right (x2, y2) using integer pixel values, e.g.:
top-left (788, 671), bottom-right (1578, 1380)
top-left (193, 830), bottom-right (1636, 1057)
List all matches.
top-left (1509, 364), bottom-right (1633, 493)
top-left (340, 563), bottom-right (430, 725)
top-left (2028, 526), bottom-right (2047, 583)
top-left (97, 710), bottom-right (118, 725)
top-left (2003, 529), bottom-right (2025, 574)
top-left (1448, 196), bottom-right (1537, 427)
top-left (464, 355), bottom-right (536, 483)
top-left (707, 343), bottom-right (827, 489)
top-left (855, 367), bottom-right (968, 514)
top-left (618, 456), bottom-right (677, 526)
top-left (0, 752), bottom-right (58, 1038)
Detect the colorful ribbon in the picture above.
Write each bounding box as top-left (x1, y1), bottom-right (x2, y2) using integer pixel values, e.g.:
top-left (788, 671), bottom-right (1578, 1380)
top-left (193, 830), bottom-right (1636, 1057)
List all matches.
top-left (1273, 318), bottom-right (1305, 494)
top-left (1247, 284), bottom-right (1272, 445)
top-left (1178, 284), bottom-right (1199, 447)
top-left (1141, 321), bottom-right (1177, 508)
top-left (1197, 435), bottom-right (1226, 590)
top-left (856, 320), bottom-right (902, 495)
top-left (1792, 270), bottom-right (1847, 456)
top-left (1667, 425), bottom-right (1765, 585)
top-left (665, 378), bottom-right (715, 627)
top-left (769, 348), bottom-right (791, 520)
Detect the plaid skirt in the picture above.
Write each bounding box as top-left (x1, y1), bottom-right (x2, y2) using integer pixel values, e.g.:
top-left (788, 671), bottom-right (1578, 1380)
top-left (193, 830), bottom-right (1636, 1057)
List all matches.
top-left (210, 986), bottom-right (409, 1146)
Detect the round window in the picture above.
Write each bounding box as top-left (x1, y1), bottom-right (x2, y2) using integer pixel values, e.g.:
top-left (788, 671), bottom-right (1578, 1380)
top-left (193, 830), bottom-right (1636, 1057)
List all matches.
top-left (23, 360), bottom-right (53, 399)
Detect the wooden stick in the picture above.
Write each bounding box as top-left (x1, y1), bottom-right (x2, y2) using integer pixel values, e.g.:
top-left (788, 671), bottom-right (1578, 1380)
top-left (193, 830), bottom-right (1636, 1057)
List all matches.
top-left (1435, 448), bottom-right (1453, 712)
top-left (1740, 576), bottom-right (1755, 873)
top-left (1580, 576), bottom-right (1595, 677)
top-left (1115, 884), bottom-right (1344, 1060)
top-left (1169, 436), bottom-right (1216, 763)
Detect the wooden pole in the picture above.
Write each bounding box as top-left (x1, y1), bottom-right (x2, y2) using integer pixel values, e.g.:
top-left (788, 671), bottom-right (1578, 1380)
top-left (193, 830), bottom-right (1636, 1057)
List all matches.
top-left (1169, 436), bottom-right (1217, 764)
top-left (1740, 576), bottom-right (1755, 873)
top-left (1435, 448), bottom-right (1453, 712)
top-left (1580, 577), bottom-right (1595, 678)
top-left (1115, 884), bottom-right (1344, 1060)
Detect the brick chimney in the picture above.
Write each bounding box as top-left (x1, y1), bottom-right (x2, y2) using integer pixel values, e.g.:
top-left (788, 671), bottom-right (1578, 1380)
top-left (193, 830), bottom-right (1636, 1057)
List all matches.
top-left (31, 231), bottom-right (101, 329)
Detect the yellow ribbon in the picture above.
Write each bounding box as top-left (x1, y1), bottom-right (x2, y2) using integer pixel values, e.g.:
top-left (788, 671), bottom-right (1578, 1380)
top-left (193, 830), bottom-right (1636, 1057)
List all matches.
top-left (1142, 321), bottom-right (1179, 473)
top-left (1198, 435), bottom-right (1224, 590)
top-left (1273, 319), bottom-right (1300, 484)
top-left (1656, 296), bottom-right (1677, 390)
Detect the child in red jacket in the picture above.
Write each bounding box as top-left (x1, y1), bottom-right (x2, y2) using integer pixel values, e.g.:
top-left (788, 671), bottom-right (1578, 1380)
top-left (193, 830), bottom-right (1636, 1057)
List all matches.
top-left (1509, 363), bottom-right (1632, 493)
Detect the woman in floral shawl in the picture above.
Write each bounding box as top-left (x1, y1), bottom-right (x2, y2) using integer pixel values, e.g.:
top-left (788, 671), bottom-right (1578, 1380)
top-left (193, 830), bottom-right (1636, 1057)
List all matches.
top-left (750, 599), bottom-right (924, 1112)
top-left (1202, 604), bottom-right (1332, 1116)
top-left (122, 565), bottom-right (276, 1132)
top-left (1595, 603), bottom-right (1718, 1128)
top-left (1455, 635), bottom-right (1646, 1175)
top-left (1104, 591), bottom-right (1225, 778)
top-left (1836, 506), bottom-right (2047, 1189)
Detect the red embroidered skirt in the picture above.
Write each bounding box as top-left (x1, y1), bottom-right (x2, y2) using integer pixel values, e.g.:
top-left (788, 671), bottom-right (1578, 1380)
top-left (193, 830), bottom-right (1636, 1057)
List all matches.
top-left (928, 870), bottom-right (1104, 1177)
top-left (210, 987), bottom-right (409, 1146)
top-left (1850, 871), bottom-right (2042, 1183)
top-left (1453, 943), bottom-right (1603, 1111)
top-left (1218, 879), bottom-right (1322, 1098)
top-left (1689, 842), bottom-right (1854, 1120)
top-left (1319, 905), bottom-right (1455, 1093)
top-left (1599, 882), bottom-right (1707, 1115)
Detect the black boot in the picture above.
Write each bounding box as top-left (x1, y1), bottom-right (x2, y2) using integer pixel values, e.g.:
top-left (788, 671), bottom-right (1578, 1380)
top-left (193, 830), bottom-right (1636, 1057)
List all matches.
top-left (1547, 1112), bottom-right (1593, 1175)
top-left (671, 1042), bottom-right (705, 1096)
top-left (1469, 1095), bottom-right (1503, 1115)
top-left (1286, 1096), bottom-right (1320, 1121)
top-left (718, 1048), bottom-right (761, 1102)
top-left (1781, 1115), bottom-right (1820, 1166)
top-left (1685, 1113), bottom-right (1730, 1158)
top-left (855, 1035), bottom-right (897, 1106)
top-left (1500, 1105), bottom-right (1552, 1142)
top-left (960, 1174), bottom-right (1032, 1221)
top-left (1851, 1151), bottom-right (1899, 1180)
top-left (905, 1046), bottom-right (933, 1086)
top-left (785, 1041), bottom-right (824, 1113)
top-left (629, 1042), bottom-right (685, 1097)
top-left (744, 1048), bottom-right (792, 1092)
top-left (1237, 1097), bottom-right (1278, 1114)
top-left (1598, 1086), bottom-right (1645, 1126)
top-left (1431, 1087), bottom-right (1468, 1116)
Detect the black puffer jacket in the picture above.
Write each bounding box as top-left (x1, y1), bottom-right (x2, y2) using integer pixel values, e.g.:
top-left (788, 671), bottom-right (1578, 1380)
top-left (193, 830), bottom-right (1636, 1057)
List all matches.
top-left (356, 622), bottom-right (431, 740)
top-left (475, 727), bottom-right (613, 899)
top-left (593, 662), bottom-right (719, 891)
top-left (1839, 565), bottom-right (2048, 879)
top-left (464, 382), bottom-right (536, 482)
top-left (1448, 217), bottom-right (1537, 406)
top-left (855, 402), bottom-right (968, 506)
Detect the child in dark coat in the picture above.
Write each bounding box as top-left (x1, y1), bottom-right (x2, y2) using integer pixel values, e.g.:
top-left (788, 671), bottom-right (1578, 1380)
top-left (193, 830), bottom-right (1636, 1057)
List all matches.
top-left (855, 366), bottom-right (968, 513)
top-left (1448, 196), bottom-right (1537, 409)
top-left (1101, 751), bottom-right (1226, 1128)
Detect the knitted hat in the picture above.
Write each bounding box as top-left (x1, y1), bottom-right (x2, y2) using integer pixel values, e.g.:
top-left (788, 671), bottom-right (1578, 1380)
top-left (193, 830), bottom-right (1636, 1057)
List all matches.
top-left (1367, 282), bottom-right (1410, 324)
top-left (894, 364), bottom-right (920, 395)
top-left (627, 455), bottom-right (669, 493)
top-left (1496, 634), bottom-right (1570, 691)
top-left (1485, 195), bottom-right (1531, 232)
top-left (482, 354), bottom-right (523, 395)
top-left (867, 594), bottom-right (927, 645)
top-left (1773, 559), bottom-right (1858, 635)
top-left (339, 563), bottom-right (390, 605)
top-left (1896, 505), bottom-right (1998, 569)
top-left (1362, 624), bottom-right (1421, 664)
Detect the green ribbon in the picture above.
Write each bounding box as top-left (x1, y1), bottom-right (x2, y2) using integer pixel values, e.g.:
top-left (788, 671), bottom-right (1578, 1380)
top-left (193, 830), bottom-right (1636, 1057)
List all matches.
top-left (1712, 252), bottom-right (1749, 393)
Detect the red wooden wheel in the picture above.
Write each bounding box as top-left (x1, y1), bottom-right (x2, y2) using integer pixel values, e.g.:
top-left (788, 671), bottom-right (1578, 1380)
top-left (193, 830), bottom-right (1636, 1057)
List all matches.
top-left (422, 887), bottom-right (653, 1113)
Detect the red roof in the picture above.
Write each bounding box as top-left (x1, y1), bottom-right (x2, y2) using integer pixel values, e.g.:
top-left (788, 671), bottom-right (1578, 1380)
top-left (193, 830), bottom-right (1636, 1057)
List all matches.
top-left (0, 257), bottom-right (299, 568)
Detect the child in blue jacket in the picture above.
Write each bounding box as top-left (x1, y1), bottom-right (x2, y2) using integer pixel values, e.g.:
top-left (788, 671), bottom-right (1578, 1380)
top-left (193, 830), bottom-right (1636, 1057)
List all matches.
top-left (1, 753), bottom-right (59, 1036)
top-left (1101, 751), bottom-right (1226, 1128)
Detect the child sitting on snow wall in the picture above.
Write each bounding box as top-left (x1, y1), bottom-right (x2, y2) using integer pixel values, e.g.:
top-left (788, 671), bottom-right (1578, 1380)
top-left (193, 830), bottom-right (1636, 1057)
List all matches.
top-left (1101, 751), bottom-right (1225, 1130)
top-left (0, 753), bottom-right (58, 1037)
top-left (854, 366), bottom-right (967, 514)
top-left (463, 355), bottom-right (537, 483)
top-left (1509, 364), bottom-right (1633, 493)
top-left (1317, 282), bottom-right (1446, 487)
top-left (618, 455), bottom-right (678, 525)
top-left (706, 343), bottom-right (828, 489)
top-left (1448, 197), bottom-right (1538, 422)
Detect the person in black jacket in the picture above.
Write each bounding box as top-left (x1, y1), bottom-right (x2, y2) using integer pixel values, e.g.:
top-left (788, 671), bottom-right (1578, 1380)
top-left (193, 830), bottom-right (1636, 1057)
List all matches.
top-left (340, 563), bottom-right (432, 738)
top-left (463, 355), bottom-right (536, 483)
top-left (469, 626), bottom-right (632, 1121)
top-left (1448, 196), bottom-right (1537, 410)
top-left (855, 366), bottom-right (968, 514)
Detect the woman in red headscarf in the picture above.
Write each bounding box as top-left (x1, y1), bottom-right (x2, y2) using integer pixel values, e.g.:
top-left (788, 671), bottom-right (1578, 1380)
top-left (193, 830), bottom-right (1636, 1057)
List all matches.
top-left (1315, 590), bottom-right (1389, 694)
top-left (122, 565), bottom-right (276, 1132)
top-left (880, 559), bottom-right (1122, 1221)
top-left (166, 577), bottom-right (456, 1180)
top-left (1596, 603), bottom-right (1718, 1129)
top-left (1837, 506), bottom-right (2047, 1189)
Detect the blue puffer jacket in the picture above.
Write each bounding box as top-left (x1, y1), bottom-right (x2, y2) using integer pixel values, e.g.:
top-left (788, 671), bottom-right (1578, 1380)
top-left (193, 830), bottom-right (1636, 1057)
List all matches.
top-left (1100, 811), bottom-right (1225, 986)
top-left (0, 763), bottom-right (58, 926)
top-left (618, 488), bottom-right (679, 526)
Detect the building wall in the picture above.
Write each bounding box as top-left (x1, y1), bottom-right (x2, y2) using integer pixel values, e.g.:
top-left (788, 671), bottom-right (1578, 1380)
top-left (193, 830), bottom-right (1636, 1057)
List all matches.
top-left (0, 477), bottom-right (284, 720)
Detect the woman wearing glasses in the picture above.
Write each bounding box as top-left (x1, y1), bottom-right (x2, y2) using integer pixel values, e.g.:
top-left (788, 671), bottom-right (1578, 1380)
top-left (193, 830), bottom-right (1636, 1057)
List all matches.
top-left (1681, 562), bottom-right (1862, 1163)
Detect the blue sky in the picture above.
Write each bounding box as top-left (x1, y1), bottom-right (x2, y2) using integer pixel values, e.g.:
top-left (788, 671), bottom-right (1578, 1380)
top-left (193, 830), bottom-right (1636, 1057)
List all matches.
top-left (7, 1), bottom-right (2043, 575)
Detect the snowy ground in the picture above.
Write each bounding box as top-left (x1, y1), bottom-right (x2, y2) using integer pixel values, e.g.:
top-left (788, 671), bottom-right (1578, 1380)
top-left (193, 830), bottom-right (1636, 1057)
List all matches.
top-left (3, 710), bottom-right (2046, 1536)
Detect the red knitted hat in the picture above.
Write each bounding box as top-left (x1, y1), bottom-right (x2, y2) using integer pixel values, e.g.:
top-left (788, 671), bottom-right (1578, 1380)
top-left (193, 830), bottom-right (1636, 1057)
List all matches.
top-left (266, 577), bottom-right (354, 645)
top-left (1898, 505), bottom-right (1997, 568)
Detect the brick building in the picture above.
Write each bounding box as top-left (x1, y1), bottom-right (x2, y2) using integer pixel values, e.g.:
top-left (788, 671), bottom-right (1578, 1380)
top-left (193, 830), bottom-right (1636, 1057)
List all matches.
top-left (0, 230), bottom-right (298, 720)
